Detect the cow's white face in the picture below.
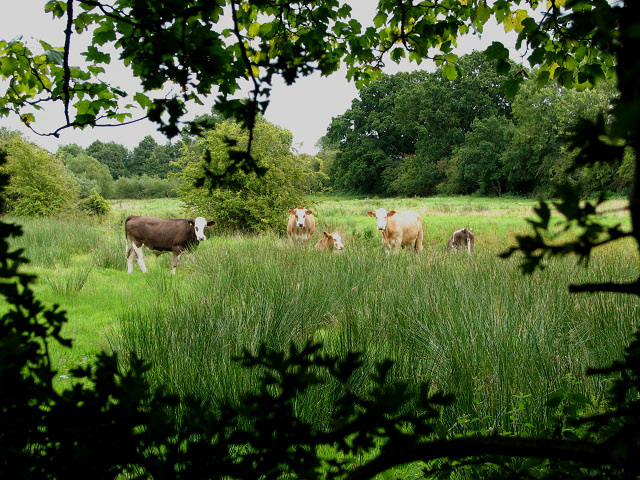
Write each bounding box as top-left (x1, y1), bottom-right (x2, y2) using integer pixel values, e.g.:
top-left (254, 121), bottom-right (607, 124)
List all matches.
top-left (331, 232), bottom-right (344, 250)
top-left (369, 208), bottom-right (395, 231)
top-left (293, 208), bottom-right (310, 228)
top-left (193, 217), bottom-right (208, 241)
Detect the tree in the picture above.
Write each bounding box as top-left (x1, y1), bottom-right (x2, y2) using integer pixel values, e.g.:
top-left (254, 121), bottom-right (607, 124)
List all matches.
top-left (175, 118), bottom-right (311, 233)
top-left (59, 151), bottom-right (114, 198)
top-left (452, 115), bottom-right (515, 196)
top-left (0, 129), bottom-right (78, 216)
top-left (130, 135), bottom-right (158, 176)
top-left (86, 140), bottom-right (130, 179)
top-left (326, 71), bottom-right (419, 194)
top-left (326, 52), bottom-right (512, 196)
top-left (501, 77), bottom-right (616, 196)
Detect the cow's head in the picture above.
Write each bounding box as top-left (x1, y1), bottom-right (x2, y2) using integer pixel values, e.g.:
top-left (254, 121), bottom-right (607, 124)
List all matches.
top-left (190, 217), bottom-right (215, 241)
top-left (324, 230), bottom-right (344, 250)
top-left (289, 206), bottom-right (312, 228)
top-left (367, 208), bottom-right (395, 231)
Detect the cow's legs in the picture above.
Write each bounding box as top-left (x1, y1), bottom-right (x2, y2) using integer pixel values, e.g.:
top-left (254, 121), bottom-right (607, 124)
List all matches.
top-left (415, 229), bottom-right (424, 253)
top-left (171, 253), bottom-right (179, 274)
top-left (126, 246), bottom-right (136, 274)
top-left (132, 243), bottom-right (147, 273)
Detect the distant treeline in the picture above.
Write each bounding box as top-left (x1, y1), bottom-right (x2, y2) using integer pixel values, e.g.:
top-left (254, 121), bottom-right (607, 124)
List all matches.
top-left (57, 136), bottom-right (182, 199)
top-left (1, 54), bottom-right (633, 222)
top-left (321, 52), bottom-right (634, 198)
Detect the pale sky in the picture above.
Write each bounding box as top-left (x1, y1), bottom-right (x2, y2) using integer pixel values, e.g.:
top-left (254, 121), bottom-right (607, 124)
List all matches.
top-left (0, 2), bottom-right (524, 155)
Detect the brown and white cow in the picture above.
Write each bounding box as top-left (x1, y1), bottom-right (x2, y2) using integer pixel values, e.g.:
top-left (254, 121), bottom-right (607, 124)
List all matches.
top-left (314, 230), bottom-right (345, 251)
top-left (448, 227), bottom-right (475, 253)
top-left (367, 208), bottom-right (423, 253)
top-left (287, 206), bottom-right (315, 242)
top-left (125, 215), bottom-right (214, 274)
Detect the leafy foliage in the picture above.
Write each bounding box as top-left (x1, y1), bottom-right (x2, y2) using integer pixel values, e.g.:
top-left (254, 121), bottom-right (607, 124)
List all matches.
top-left (59, 150), bottom-right (114, 198)
top-left (86, 140), bottom-right (130, 179)
top-left (175, 118), bottom-right (312, 233)
top-left (324, 60), bottom-right (620, 197)
top-left (0, 129), bottom-right (79, 216)
top-left (0, 0), bottom-right (623, 186)
top-left (78, 189), bottom-right (111, 215)
top-left (112, 175), bottom-right (179, 199)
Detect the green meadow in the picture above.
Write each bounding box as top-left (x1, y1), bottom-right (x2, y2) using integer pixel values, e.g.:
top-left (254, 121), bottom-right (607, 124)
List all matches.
top-left (3, 196), bottom-right (637, 438)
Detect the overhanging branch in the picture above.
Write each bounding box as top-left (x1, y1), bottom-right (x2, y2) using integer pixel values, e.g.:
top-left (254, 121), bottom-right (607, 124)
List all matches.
top-left (569, 278), bottom-right (640, 296)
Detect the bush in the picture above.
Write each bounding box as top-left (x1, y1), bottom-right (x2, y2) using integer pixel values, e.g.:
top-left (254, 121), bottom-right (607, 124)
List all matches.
top-left (174, 118), bottom-right (310, 233)
top-left (112, 175), bottom-right (179, 199)
top-left (78, 190), bottom-right (111, 215)
top-left (0, 129), bottom-right (79, 216)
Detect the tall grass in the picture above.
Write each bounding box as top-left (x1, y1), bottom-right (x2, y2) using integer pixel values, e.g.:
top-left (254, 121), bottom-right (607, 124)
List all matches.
top-left (5, 196), bottom-right (636, 438)
top-left (117, 235), bottom-right (638, 435)
top-left (43, 266), bottom-right (93, 294)
top-left (8, 217), bottom-right (103, 267)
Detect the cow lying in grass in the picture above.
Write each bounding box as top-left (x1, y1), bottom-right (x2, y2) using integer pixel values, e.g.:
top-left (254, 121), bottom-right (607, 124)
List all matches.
top-left (367, 208), bottom-right (423, 253)
top-left (448, 227), bottom-right (475, 253)
top-left (314, 230), bottom-right (344, 251)
top-left (125, 216), bottom-right (214, 274)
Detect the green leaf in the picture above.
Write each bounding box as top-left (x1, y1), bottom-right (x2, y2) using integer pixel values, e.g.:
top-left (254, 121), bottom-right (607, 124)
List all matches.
top-left (82, 46), bottom-right (111, 64)
top-left (45, 49), bottom-right (65, 66)
top-left (496, 59), bottom-right (511, 75)
top-left (442, 63), bottom-right (458, 80)
top-left (546, 392), bottom-right (564, 409)
top-left (501, 78), bottom-right (523, 99)
top-left (476, 2), bottom-right (492, 25)
top-left (0, 57), bottom-right (18, 77)
top-left (259, 22), bottom-right (273, 37)
top-left (248, 22), bottom-right (260, 37)
top-left (390, 48), bottom-right (405, 63)
top-left (134, 92), bottom-right (153, 109)
top-left (44, 0), bottom-right (66, 17)
top-left (536, 69), bottom-right (551, 88)
top-left (484, 42), bottom-right (509, 61)
top-left (373, 12), bottom-right (387, 28)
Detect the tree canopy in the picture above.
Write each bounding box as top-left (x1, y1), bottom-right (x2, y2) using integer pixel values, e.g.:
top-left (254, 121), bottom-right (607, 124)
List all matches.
top-left (324, 54), bottom-right (622, 197)
top-left (0, 0), bottom-right (623, 184)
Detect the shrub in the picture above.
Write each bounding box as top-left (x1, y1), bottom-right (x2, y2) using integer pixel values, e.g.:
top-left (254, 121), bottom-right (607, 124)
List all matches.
top-left (61, 152), bottom-right (114, 198)
top-left (174, 118), bottom-right (310, 233)
top-left (112, 175), bottom-right (179, 199)
top-left (0, 129), bottom-right (79, 216)
top-left (78, 190), bottom-right (111, 216)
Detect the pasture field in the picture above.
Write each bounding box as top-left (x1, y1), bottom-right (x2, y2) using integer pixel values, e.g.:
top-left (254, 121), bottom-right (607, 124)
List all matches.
top-left (3, 196), bottom-right (638, 444)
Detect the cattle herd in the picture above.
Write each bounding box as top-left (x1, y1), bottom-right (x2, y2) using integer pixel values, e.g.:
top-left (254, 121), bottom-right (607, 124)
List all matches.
top-left (124, 206), bottom-right (474, 274)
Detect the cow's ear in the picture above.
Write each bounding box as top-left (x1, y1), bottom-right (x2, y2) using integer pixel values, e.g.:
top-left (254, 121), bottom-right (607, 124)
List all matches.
top-left (323, 230), bottom-right (331, 238)
top-left (288, 209), bottom-right (294, 215)
top-left (387, 210), bottom-right (396, 217)
top-left (188, 220), bottom-right (194, 226)
top-left (206, 220), bottom-right (215, 227)
top-left (366, 211), bottom-right (375, 217)
top-left (306, 209), bottom-right (313, 215)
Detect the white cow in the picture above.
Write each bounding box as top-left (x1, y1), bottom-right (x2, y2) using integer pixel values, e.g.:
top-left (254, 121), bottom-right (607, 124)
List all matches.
top-left (367, 208), bottom-right (423, 253)
top-left (314, 230), bottom-right (345, 251)
top-left (287, 206), bottom-right (315, 242)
